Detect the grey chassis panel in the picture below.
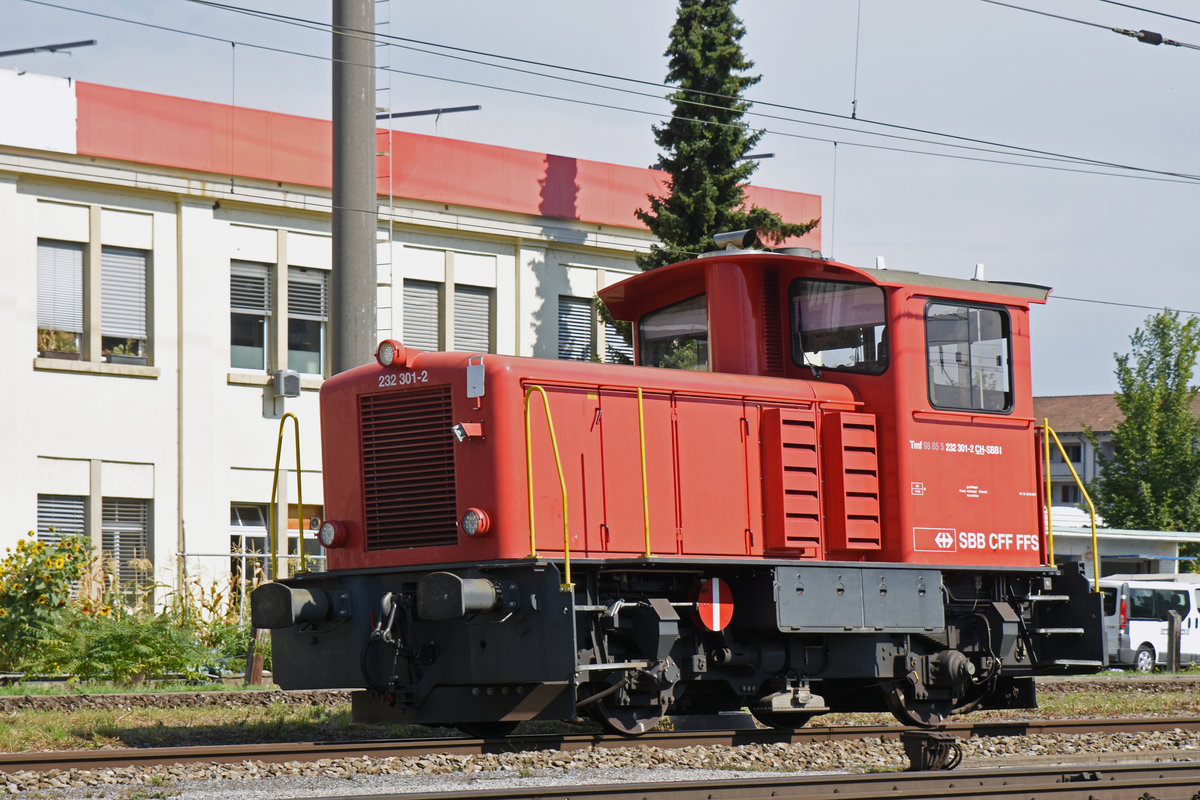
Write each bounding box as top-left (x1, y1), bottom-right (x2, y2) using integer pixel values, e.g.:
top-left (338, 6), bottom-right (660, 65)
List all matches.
top-left (774, 565), bottom-right (946, 633)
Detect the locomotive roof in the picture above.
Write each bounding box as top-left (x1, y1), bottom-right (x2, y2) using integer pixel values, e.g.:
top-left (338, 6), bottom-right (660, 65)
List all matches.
top-left (599, 251), bottom-right (1051, 320)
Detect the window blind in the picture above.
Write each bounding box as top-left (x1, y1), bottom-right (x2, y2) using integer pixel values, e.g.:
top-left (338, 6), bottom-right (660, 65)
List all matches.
top-left (101, 247), bottom-right (148, 339)
top-left (558, 296), bottom-right (593, 360)
top-left (454, 285), bottom-right (492, 353)
top-left (605, 321), bottom-right (634, 364)
top-left (231, 261), bottom-right (271, 314)
top-left (37, 494), bottom-right (86, 544)
top-left (36, 240), bottom-right (84, 333)
top-left (402, 279), bottom-right (441, 351)
top-left (288, 267), bottom-right (328, 320)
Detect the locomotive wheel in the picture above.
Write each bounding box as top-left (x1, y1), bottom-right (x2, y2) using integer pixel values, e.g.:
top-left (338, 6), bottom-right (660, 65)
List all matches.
top-left (591, 697), bottom-right (662, 736)
top-left (883, 684), bottom-right (953, 728)
top-left (458, 721), bottom-right (520, 739)
top-left (748, 707), bottom-right (815, 731)
top-left (579, 678), bottom-right (665, 737)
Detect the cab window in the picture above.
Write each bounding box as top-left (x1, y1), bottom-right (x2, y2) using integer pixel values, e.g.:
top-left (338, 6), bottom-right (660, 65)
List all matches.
top-left (789, 279), bottom-right (887, 374)
top-left (639, 294), bottom-right (709, 370)
top-left (925, 302), bottom-right (1012, 412)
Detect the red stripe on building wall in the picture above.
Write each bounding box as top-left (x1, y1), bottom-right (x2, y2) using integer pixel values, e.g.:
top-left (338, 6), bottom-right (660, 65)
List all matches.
top-left (76, 81), bottom-right (819, 241)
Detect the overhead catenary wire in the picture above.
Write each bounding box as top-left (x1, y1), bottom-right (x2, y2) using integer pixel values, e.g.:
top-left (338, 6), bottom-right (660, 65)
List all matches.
top-left (1049, 295), bottom-right (1200, 317)
top-left (979, 0), bottom-right (1200, 50)
top-left (1093, 1), bottom-right (1200, 28)
top-left (174, 0), bottom-right (1200, 184)
top-left (27, 0), bottom-right (1200, 188)
top-left (850, 0), bottom-right (863, 119)
top-left (21, 0), bottom-right (1200, 185)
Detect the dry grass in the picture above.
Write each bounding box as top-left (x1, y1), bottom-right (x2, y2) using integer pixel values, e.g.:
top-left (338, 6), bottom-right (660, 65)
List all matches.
top-left (1031, 689), bottom-right (1200, 718)
top-left (0, 702), bottom-right (425, 752)
top-left (1, 682), bottom-right (1198, 752)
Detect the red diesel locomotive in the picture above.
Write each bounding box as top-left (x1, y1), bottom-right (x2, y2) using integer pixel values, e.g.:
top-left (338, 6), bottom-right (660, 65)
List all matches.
top-left (252, 237), bottom-right (1103, 734)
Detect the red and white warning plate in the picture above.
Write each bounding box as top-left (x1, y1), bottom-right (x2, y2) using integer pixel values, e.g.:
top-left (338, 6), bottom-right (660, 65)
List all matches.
top-left (694, 577), bottom-right (734, 631)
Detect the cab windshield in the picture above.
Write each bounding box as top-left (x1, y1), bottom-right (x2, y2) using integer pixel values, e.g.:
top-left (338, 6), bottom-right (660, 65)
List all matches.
top-left (789, 279), bottom-right (887, 374)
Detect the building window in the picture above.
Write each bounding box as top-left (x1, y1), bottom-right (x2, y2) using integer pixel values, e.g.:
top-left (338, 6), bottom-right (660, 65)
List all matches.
top-left (1052, 443), bottom-right (1083, 463)
top-left (402, 279), bottom-right (442, 350)
top-left (100, 247), bottom-right (149, 363)
top-left (36, 240), bottom-right (84, 358)
top-left (558, 295), bottom-right (634, 364)
top-left (287, 267), bottom-right (328, 375)
top-left (925, 302), bottom-right (1012, 412)
top-left (604, 321), bottom-right (634, 364)
top-left (231, 503), bottom-right (323, 588)
top-left (230, 261), bottom-right (271, 370)
top-left (36, 240), bottom-right (150, 365)
top-left (102, 498), bottom-right (151, 601)
top-left (558, 296), bottom-right (594, 361)
top-left (453, 284), bottom-right (493, 352)
top-left (37, 494), bottom-right (86, 544)
top-left (1059, 484), bottom-right (1082, 504)
top-left (398, 280), bottom-right (493, 354)
top-left (230, 503), bottom-right (268, 586)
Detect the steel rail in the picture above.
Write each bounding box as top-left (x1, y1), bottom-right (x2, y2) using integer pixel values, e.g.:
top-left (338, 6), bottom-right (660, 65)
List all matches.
top-left (3, 715), bottom-right (1200, 774)
top-left (281, 761), bottom-right (1200, 800)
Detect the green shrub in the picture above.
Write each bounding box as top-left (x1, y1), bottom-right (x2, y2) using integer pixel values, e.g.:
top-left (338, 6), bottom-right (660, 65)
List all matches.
top-left (3, 532), bottom-right (269, 683)
top-left (21, 605), bottom-right (212, 684)
top-left (0, 532), bottom-right (91, 671)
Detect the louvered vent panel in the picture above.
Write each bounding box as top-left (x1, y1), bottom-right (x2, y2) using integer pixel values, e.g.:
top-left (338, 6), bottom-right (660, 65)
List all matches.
top-left (761, 406), bottom-right (823, 555)
top-left (821, 411), bottom-right (882, 551)
top-left (761, 269), bottom-right (784, 374)
top-left (360, 386), bottom-right (458, 550)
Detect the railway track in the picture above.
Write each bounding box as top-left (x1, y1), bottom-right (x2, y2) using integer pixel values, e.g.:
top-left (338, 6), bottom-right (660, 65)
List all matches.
top-left (3, 715), bottom-right (1200, 774)
top-left (269, 761), bottom-right (1200, 800)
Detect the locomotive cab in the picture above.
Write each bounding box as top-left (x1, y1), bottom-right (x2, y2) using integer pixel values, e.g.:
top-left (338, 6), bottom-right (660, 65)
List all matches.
top-left (600, 246), bottom-right (1054, 567)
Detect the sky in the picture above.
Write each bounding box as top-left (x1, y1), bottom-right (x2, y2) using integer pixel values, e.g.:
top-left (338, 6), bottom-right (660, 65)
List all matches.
top-left (5, 0), bottom-right (1199, 397)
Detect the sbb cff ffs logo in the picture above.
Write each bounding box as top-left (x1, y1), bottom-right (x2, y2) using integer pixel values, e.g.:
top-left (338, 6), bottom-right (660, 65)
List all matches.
top-left (914, 528), bottom-right (1041, 553)
top-left (913, 527), bottom-right (957, 553)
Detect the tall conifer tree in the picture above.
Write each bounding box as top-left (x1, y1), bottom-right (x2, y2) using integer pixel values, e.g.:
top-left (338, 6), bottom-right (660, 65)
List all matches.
top-left (636, 0), bottom-right (816, 270)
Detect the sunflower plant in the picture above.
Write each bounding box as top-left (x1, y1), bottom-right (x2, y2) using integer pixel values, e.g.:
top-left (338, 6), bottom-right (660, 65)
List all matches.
top-left (0, 532), bottom-right (91, 671)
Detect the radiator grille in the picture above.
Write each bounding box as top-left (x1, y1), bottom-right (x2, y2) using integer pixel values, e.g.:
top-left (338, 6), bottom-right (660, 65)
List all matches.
top-left (360, 386), bottom-right (458, 550)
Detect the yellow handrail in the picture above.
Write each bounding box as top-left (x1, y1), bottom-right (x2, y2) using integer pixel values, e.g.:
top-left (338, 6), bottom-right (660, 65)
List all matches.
top-left (637, 387), bottom-right (652, 558)
top-left (523, 385), bottom-right (573, 592)
top-left (268, 412), bottom-right (305, 579)
top-left (1043, 418), bottom-right (1054, 565)
top-left (1042, 419), bottom-right (1100, 588)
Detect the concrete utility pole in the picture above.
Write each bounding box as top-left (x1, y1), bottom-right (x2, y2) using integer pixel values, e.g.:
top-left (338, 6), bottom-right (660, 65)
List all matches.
top-left (331, 0), bottom-right (377, 374)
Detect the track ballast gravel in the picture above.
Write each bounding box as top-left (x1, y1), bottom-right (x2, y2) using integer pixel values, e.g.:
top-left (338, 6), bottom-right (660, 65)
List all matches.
top-left (3, 677), bottom-right (1200, 799)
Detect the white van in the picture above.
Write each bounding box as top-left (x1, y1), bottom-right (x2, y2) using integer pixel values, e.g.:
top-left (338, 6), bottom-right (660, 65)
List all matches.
top-left (1098, 577), bottom-right (1200, 671)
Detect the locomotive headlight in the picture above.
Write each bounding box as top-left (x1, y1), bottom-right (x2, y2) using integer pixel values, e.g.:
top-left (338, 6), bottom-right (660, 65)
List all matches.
top-left (461, 508), bottom-right (491, 536)
top-left (375, 339), bottom-right (405, 368)
top-left (317, 520), bottom-right (348, 548)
